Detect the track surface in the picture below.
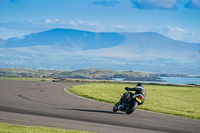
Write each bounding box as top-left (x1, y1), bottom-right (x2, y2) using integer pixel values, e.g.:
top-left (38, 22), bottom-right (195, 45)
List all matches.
top-left (0, 79), bottom-right (199, 133)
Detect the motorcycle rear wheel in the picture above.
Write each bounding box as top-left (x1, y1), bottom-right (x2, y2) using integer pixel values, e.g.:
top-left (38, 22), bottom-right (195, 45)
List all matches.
top-left (125, 101), bottom-right (138, 114)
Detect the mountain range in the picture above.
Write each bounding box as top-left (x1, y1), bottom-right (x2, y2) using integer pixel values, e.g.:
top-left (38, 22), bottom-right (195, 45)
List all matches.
top-left (0, 28), bottom-right (199, 75)
top-left (2, 29), bottom-right (124, 50)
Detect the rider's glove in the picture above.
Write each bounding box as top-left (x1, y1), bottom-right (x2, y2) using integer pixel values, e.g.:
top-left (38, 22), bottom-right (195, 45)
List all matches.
top-left (125, 87), bottom-right (129, 91)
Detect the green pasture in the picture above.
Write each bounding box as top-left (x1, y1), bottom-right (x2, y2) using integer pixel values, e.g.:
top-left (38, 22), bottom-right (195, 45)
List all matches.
top-left (0, 77), bottom-right (52, 82)
top-left (0, 123), bottom-right (94, 133)
top-left (68, 83), bottom-right (200, 119)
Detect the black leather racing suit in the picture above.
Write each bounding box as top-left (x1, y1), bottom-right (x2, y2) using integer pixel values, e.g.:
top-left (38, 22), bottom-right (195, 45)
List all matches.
top-left (125, 86), bottom-right (146, 104)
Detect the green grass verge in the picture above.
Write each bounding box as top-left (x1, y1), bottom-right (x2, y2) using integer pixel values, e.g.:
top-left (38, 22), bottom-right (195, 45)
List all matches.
top-left (68, 83), bottom-right (200, 119)
top-left (0, 76), bottom-right (53, 82)
top-left (0, 123), bottom-right (94, 133)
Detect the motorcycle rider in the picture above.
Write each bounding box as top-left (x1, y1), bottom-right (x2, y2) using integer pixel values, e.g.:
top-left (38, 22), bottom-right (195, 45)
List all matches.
top-left (113, 83), bottom-right (146, 114)
top-left (125, 83), bottom-right (146, 105)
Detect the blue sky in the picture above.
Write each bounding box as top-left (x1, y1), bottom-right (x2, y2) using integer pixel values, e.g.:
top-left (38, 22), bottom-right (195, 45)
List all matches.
top-left (0, 0), bottom-right (200, 43)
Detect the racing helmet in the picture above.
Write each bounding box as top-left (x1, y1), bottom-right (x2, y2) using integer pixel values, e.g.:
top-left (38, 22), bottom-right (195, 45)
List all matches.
top-left (136, 83), bottom-right (143, 87)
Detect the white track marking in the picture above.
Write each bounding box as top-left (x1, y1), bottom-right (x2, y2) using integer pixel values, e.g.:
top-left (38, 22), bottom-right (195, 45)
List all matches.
top-left (64, 87), bottom-right (111, 105)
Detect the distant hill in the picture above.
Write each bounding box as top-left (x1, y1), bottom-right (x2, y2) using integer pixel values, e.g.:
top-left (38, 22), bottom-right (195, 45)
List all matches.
top-left (0, 68), bottom-right (161, 81)
top-left (0, 28), bottom-right (199, 75)
top-left (83, 32), bottom-right (200, 62)
top-left (2, 28), bottom-right (125, 50)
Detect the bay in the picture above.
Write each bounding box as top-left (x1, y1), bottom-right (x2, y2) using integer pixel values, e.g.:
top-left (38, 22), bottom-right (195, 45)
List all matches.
top-left (112, 77), bottom-right (200, 85)
top-left (160, 77), bottom-right (200, 85)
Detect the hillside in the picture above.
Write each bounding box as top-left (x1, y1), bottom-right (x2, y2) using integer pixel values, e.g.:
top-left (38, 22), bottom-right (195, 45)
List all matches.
top-left (83, 32), bottom-right (200, 62)
top-left (0, 68), bottom-right (161, 81)
top-left (0, 28), bottom-right (199, 74)
top-left (2, 28), bottom-right (125, 50)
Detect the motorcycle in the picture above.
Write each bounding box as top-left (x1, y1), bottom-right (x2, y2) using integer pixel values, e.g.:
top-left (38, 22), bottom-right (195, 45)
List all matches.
top-left (113, 90), bottom-right (144, 114)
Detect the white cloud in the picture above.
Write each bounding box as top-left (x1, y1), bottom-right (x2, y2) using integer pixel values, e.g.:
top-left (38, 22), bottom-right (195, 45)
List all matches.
top-left (156, 26), bottom-right (200, 43)
top-left (44, 18), bottom-right (54, 23)
top-left (0, 19), bottom-right (104, 39)
top-left (112, 25), bottom-right (126, 29)
top-left (185, 0), bottom-right (200, 9)
top-left (68, 20), bottom-right (77, 25)
top-left (93, 0), bottom-right (120, 7)
top-left (76, 20), bottom-right (101, 27)
top-left (44, 18), bottom-right (60, 24)
top-left (130, 0), bottom-right (177, 10)
top-left (166, 26), bottom-right (185, 32)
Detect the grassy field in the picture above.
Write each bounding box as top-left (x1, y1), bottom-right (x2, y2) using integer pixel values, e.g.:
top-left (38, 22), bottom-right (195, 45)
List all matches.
top-left (68, 83), bottom-right (200, 119)
top-left (0, 123), bottom-right (94, 133)
top-left (0, 76), bottom-right (53, 82)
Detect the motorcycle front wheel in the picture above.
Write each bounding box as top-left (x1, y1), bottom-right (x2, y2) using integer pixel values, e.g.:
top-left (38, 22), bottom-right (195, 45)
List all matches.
top-left (125, 101), bottom-right (138, 114)
top-left (113, 102), bottom-right (119, 112)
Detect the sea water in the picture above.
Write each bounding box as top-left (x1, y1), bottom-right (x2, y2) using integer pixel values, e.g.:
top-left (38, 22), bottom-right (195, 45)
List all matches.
top-left (160, 77), bottom-right (200, 85)
top-left (112, 77), bottom-right (200, 85)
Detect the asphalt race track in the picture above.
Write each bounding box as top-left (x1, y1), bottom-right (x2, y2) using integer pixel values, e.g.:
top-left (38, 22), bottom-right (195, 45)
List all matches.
top-left (0, 79), bottom-right (200, 133)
